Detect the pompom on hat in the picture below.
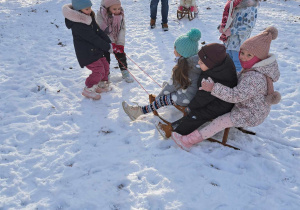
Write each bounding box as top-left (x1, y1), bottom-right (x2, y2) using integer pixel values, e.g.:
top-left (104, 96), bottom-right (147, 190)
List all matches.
top-left (72, 0), bottom-right (92, 11)
top-left (198, 43), bottom-right (227, 69)
top-left (174, 28), bottom-right (201, 58)
top-left (102, 0), bottom-right (122, 8)
top-left (240, 26), bottom-right (278, 60)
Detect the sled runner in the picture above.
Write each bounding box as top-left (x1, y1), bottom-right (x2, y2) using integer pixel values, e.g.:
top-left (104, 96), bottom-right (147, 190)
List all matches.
top-left (177, 7), bottom-right (195, 21)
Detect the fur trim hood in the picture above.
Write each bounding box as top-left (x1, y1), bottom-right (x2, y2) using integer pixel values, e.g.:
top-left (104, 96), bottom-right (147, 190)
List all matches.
top-left (62, 4), bottom-right (93, 26)
top-left (252, 54), bottom-right (280, 82)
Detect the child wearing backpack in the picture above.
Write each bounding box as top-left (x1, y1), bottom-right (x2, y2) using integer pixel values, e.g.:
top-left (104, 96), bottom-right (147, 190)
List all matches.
top-left (172, 27), bottom-right (281, 151)
top-left (62, 0), bottom-right (113, 100)
top-left (156, 43), bottom-right (238, 138)
top-left (96, 0), bottom-right (134, 83)
top-left (219, 0), bottom-right (259, 72)
top-left (122, 28), bottom-right (202, 121)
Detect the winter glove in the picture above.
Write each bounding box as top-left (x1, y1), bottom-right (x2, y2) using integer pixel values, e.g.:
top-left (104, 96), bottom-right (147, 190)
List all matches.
top-left (111, 43), bottom-right (120, 54)
top-left (116, 45), bottom-right (124, 53)
top-left (199, 77), bottom-right (214, 92)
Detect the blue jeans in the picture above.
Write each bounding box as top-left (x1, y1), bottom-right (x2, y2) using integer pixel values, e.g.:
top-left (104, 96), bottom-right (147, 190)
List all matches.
top-left (227, 50), bottom-right (242, 72)
top-left (150, 0), bottom-right (169, 24)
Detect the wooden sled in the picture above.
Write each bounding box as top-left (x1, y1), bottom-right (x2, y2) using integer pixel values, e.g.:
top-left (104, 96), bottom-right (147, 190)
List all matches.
top-left (177, 7), bottom-right (195, 21)
top-left (149, 94), bottom-right (256, 150)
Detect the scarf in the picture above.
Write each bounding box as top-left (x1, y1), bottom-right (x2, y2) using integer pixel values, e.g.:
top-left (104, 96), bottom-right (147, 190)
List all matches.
top-left (219, 0), bottom-right (243, 43)
top-left (99, 6), bottom-right (124, 42)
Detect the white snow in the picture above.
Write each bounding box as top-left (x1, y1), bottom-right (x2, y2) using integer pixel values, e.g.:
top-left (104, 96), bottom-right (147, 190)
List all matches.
top-left (0, 0), bottom-right (300, 209)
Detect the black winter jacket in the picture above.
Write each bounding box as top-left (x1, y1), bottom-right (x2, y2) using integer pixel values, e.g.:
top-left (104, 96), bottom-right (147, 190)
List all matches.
top-left (65, 11), bottom-right (111, 68)
top-left (172, 55), bottom-right (238, 135)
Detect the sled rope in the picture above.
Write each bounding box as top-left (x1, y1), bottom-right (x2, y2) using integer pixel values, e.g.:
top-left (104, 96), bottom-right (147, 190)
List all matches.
top-left (125, 54), bottom-right (162, 88)
top-left (115, 54), bottom-right (150, 95)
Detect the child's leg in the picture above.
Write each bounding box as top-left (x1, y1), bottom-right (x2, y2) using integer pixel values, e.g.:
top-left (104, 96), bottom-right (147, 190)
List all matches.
top-left (141, 94), bottom-right (175, 114)
top-left (199, 113), bottom-right (234, 139)
top-left (85, 59), bottom-right (106, 88)
top-left (227, 50), bottom-right (242, 72)
top-left (171, 113), bottom-right (233, 150)
top-left (115, 52), bottom-right (127, 71)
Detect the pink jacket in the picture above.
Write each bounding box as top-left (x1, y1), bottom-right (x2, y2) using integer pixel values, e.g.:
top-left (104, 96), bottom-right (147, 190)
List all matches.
top-left (211, 54), bottom-right (280, 127)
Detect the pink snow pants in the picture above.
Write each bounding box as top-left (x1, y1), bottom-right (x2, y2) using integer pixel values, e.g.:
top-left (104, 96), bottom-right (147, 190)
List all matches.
top-left (85, 57), bottom-right (109, 88)
top-left (199, 113), bottom-right (234, 139)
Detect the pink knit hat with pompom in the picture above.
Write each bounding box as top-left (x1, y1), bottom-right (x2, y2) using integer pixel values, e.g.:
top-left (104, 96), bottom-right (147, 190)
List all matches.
top-left (102, 0), bottom-right (121, 8)
top-left (240, 26), bottom-right (278, 60)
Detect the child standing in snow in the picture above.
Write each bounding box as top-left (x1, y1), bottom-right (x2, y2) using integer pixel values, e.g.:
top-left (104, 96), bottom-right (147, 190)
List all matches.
top-left (62, 0), bottom-right (113, 100)
top-left (219, 0), bottom-right (259, 72)
top-left (122, 28), bottom-right (202, 121)
top-left (156, 43), bottom-right (238, 138)
top-left (172, 27), bottom-right (281, 151)
top-left (96, 0), bottom-right (134, 83)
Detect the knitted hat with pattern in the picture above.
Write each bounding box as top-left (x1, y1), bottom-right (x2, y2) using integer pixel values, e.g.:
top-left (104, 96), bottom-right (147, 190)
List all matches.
top-left (102, 0), bottom-right (121, 8)
top-left (174, 28), bottom-right (201, 58)
top-left (240, 26), bottom-right (278, 60)
top-left (198, 43), bottom-right (227, 69)
top-left (72, 0), bottom-right (92, 10)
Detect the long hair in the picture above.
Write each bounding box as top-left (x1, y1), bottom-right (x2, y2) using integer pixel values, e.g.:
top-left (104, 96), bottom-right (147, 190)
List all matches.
top-left (172, 57), bottom-right (191, 89)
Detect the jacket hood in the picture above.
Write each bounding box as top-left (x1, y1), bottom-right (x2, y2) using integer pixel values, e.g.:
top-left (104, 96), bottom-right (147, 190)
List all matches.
top-left (252, 54), bottom-right (280, 82)
top-left (62, 4), bottom-right (93, 28)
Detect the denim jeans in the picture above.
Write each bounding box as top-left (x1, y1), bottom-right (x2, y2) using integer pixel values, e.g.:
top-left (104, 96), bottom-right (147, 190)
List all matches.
top-left (150, 0), bottom-right (169, 24)
top-left (227, 50), bottom-right (242, 72)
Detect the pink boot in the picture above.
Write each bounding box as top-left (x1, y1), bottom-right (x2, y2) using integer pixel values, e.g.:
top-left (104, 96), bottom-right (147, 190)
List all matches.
top-left (171, 130), bottom-right (203, 151)
top-left (95, 81), bottom-right (112, 93)
top-left (82, 86), bottom-right (101, 100)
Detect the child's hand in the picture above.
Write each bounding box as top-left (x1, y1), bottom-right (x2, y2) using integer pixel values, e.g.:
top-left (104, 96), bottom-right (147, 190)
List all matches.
top-left (199, 77), bottom-right (214, 92)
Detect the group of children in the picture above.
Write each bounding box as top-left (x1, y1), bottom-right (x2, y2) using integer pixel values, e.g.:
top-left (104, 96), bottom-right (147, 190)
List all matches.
top-left (63, 0), bottom-right (281, 151)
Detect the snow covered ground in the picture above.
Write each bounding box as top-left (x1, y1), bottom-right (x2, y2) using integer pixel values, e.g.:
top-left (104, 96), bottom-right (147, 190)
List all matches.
top-left (0, 0), bottom-right (300, 209)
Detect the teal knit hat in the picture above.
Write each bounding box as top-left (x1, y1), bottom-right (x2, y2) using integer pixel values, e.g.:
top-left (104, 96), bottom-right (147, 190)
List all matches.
top-left (72, 0), bottom-right (92, 11)
top-left (174, 28), bottom-right (201, 58)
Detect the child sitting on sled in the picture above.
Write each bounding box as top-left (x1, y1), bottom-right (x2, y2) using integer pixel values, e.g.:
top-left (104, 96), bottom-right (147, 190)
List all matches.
top-left (62, 0), bottom-right (113, 100)
top-left (122, 28), bottom-right (201, 121)
top-left (96, 0), bottom-right (134, 83)
top-left (156, 43), bottom-right (238, 138)
top-left (172, 27), bottom-right (281, 151)
top-left (178, 0), bottom-right (199, 18)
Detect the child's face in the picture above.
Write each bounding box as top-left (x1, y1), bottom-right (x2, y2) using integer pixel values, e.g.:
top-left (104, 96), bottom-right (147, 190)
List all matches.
top-left (239, 49), bottom-right (255, 62)
top-left (198, 59), bottom-right (209, 71)
top-left (109, 4), bottom-right (122, 15)
top-left (174, 48), bottom-right (181, 57)
top-left (81, 7), bottom-right (92, 15)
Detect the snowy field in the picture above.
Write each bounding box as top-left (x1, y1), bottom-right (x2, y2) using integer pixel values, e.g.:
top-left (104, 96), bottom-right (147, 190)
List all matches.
top-left (0, 0), bottom-right (300, 209)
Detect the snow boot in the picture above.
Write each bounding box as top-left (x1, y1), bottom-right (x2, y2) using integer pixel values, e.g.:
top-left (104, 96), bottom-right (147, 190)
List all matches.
top-left (162, 23), bottom-right (168, 31)
top-left (122, 101), bottom-right (143, 121)
top-left (95, 81), bottom-right (112, 93)
top-left (121, 70), bottom-right (134, 83)
top-left (82, 85), bottom-right (101, 100)
top-left (150, 18), bottom-right (156, 29)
